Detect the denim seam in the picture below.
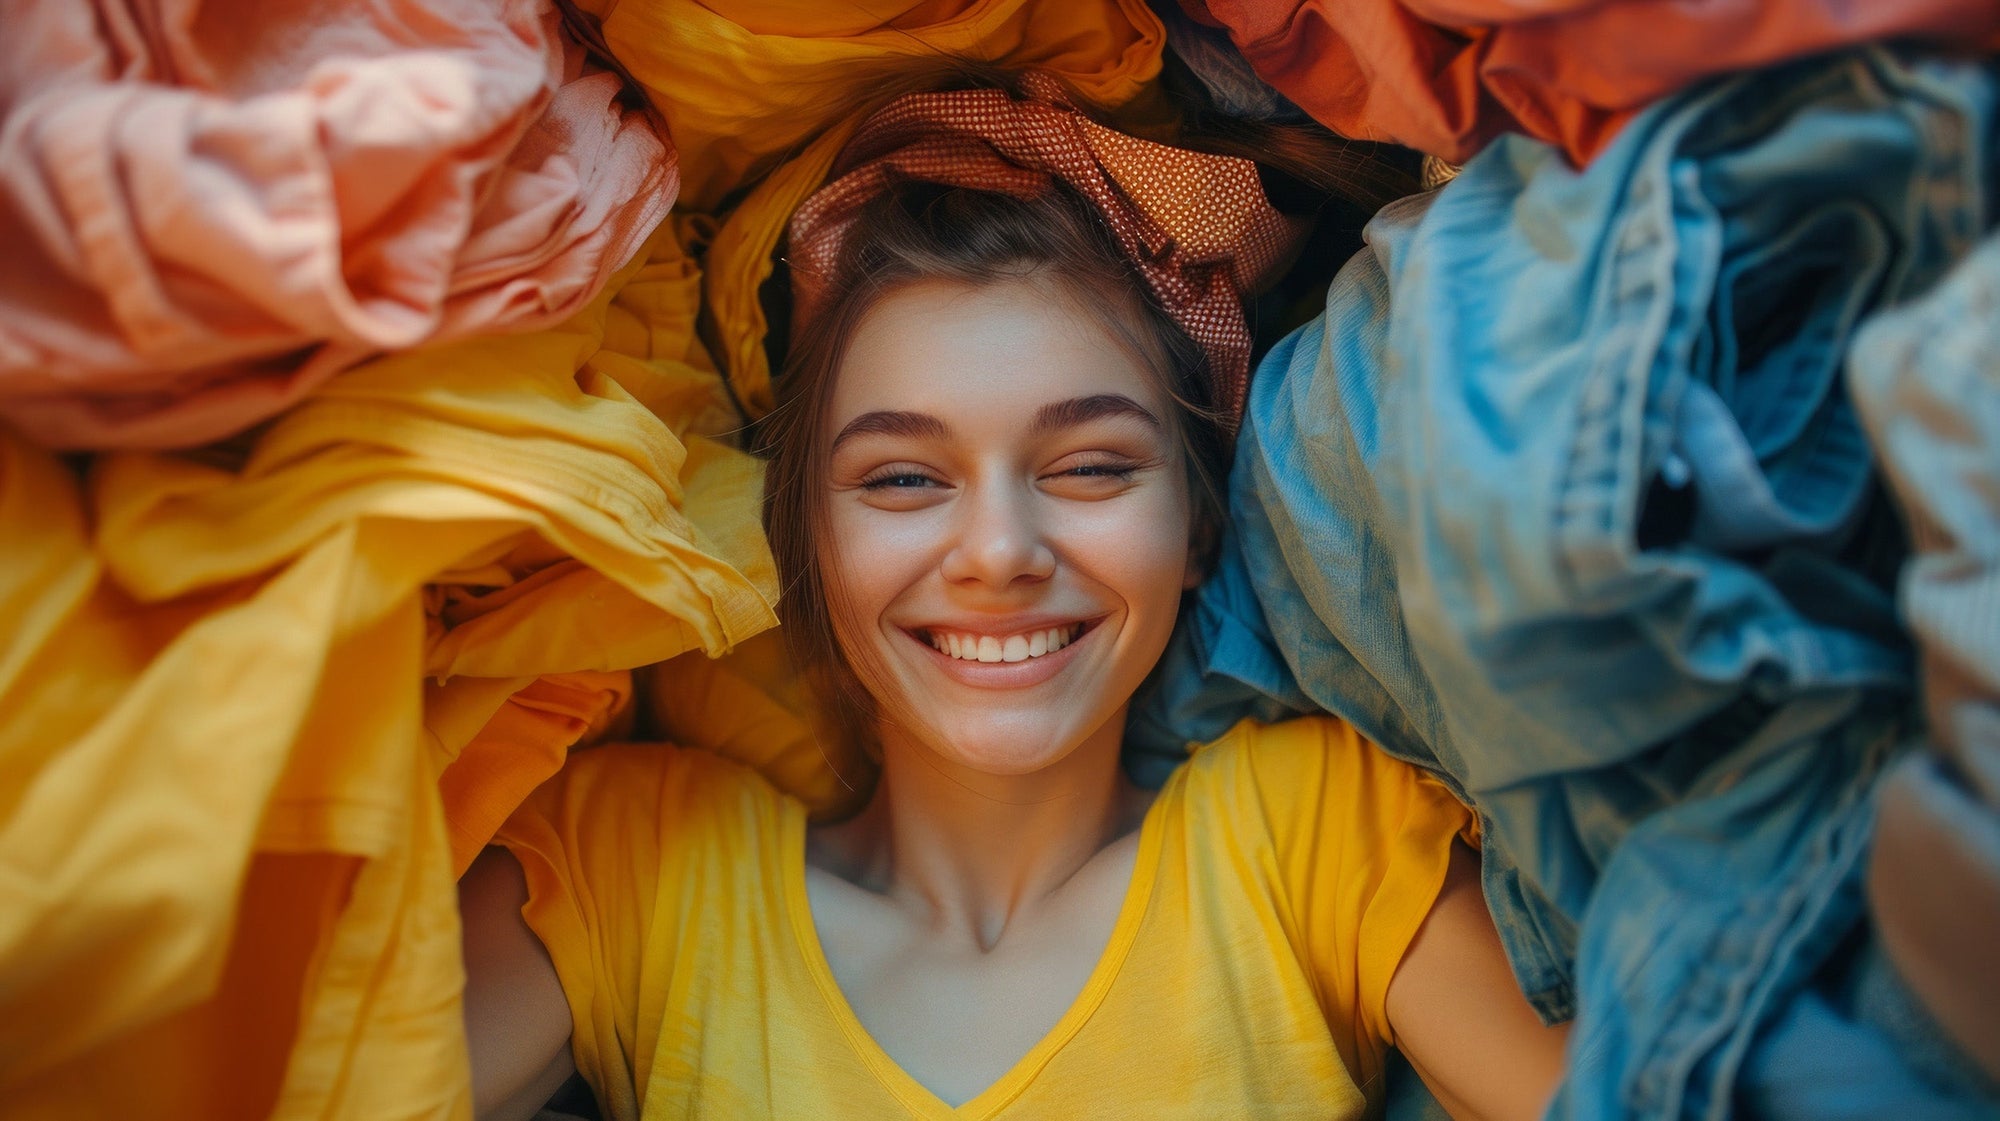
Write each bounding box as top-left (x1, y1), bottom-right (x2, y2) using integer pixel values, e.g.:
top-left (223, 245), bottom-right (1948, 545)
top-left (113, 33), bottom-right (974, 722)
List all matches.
top-left (1626, 712), bottom-right (1901, 1119)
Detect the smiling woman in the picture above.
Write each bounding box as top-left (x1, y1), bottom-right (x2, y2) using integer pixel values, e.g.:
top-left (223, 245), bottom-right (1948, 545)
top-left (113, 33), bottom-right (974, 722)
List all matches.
top-left (456, 76), bottom-right (1570, 1121)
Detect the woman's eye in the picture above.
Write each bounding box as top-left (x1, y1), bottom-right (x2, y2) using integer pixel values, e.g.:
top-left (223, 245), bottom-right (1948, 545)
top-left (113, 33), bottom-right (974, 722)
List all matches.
top-left (859, 471), bottom-right (940, 490)
top-left (1038, 459), bottom-right (1149, 498)
top-left (1061, 463), bottom-right (1138, 480)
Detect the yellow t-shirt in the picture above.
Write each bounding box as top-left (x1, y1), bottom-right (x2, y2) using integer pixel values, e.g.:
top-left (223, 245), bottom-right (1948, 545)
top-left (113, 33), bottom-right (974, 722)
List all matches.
top-left (495, 717), bottom-right (1474, 1119)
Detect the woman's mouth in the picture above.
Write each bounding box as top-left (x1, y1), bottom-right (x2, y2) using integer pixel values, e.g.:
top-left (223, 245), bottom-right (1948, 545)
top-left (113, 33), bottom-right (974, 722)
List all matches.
top-left (919, 621), bottom-right (1092, 663)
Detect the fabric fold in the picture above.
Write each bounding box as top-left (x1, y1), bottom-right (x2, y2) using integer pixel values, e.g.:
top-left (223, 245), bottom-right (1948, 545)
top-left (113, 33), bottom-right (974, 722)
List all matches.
top-left (564, 0), bottom-right (1173, 213)
top-left (1183, 0), bottom-right (2000, 164)
top-left (0, 225), bottom-right (777, 1117)
top-left (0, 0), bottom-right (675, 450)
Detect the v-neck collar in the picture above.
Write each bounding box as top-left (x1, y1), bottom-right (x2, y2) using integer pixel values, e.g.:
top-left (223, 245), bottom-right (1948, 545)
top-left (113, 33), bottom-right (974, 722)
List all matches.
top-left (780, 782), bottom-right (1174, 1119)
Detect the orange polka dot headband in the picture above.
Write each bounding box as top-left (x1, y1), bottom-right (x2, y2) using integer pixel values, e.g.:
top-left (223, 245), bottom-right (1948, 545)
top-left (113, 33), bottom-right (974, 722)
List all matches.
top-left (785, 74), bottom-right (1307, 431)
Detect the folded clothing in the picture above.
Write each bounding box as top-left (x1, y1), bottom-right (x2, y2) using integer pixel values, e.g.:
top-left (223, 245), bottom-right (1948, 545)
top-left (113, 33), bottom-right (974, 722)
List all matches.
top-left (0, 0), bottom-right (674, 450)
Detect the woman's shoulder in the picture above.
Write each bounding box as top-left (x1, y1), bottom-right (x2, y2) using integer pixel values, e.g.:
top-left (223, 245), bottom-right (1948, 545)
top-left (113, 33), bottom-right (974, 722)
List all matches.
top-left (503, 742), bottom-right (800, 852)
top-left (1181, 714), bottom-right (1374, 787)
top-left (1175, 715), bottom-right (1467, 844)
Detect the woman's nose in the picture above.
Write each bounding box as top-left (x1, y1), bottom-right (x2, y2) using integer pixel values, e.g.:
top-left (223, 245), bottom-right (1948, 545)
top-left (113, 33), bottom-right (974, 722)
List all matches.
top-left (939, 481), bottom-right (1056, 588)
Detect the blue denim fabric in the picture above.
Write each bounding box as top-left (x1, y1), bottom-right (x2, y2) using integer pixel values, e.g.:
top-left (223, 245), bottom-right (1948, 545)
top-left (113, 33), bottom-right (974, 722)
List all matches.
top-left (1130, 47), bottom-right (2000, 1116)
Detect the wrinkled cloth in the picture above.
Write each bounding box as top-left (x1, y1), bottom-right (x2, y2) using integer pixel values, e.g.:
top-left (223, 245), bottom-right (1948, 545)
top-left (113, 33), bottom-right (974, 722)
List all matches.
top-left (566, 0), bottom-right (1173, 212)
top-left (1151, 0), bottom-right (1302, 121)
top-left (1182, 0), bottom-right (2000, 164)
top-left (0, 225), bottom-right (778, 1118)
top-left (788, 76), bottom-right (1306, 427)
top-left (640, 630), bottom-right (873, 823)
top-left (0, 0), bottom-right (674, 450)
top-left (1132, 47), bottom-right (2000, 1117)
top-left (1850, 232), bottom-right (2000, 1083)
top-left (440, 670), bottom-right (635, 877)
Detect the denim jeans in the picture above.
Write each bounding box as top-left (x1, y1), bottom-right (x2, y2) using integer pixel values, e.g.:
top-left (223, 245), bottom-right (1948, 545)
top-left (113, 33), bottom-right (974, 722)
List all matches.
top-left (1131, 47), bottom-right (2000, 1116)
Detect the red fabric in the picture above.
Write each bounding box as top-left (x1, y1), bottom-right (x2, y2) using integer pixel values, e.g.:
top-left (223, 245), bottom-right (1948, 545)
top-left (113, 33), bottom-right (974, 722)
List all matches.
top-left (1189, 0), bottom-right (2000, 164)
top-left (0, 0), bottom-right (675, 450)
top-left (787, 75), bottom-right (1305, 429)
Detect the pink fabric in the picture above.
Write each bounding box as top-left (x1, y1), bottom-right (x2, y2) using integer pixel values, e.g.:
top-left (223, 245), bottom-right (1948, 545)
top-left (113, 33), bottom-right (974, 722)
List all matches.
top-left (0, 0), bottom-right (675, 449)
top-left (1187, 0), bottom-right (2000, 165)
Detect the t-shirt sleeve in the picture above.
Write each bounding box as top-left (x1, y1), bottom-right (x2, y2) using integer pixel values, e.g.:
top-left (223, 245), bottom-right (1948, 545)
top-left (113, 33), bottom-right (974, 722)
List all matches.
top-left (1226, 717), bottom-right (1476, 1081)
top-left (488, 743), bottom-right (767, 1114)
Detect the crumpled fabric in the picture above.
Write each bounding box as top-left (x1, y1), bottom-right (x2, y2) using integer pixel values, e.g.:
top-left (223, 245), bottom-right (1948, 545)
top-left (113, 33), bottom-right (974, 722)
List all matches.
top-left (1181, 0), bottom-right (2000, 164)
top-left (0, 224), bottom-right (778, 1119)
top-left (440, 669), bottom-right (635, 877)
top-left (564, 0), bottom-right (1172, 213)
top-left (639, 630), bottom-right (874, 824)
top-left (0, 0), bottom-right (675, 450)
top-left (1151, 0), bottom-right (1302, 122)
top-left (1132, 47), bottom-right (2000, 1117)
top-left (1850, 231), bottom-right (2000, 1085)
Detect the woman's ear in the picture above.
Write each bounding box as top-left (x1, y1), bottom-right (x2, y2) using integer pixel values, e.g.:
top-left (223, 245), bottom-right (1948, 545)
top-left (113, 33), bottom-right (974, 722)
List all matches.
top-left (1183, 515), bottom-right (1218, 591)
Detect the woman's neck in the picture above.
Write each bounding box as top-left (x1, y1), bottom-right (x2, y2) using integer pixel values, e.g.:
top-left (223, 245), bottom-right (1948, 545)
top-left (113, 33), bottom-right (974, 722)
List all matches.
top-left (817, 711), bottom-right (1153, 952)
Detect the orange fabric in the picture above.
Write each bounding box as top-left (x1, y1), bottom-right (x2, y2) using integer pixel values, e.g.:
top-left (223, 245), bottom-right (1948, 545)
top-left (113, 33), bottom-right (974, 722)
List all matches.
top-left (13, 853), bottom-right (362, 1120)
top-left (787, 76), bottom-right (1305, 427)
top-left (1188, 0), bottom-right (2000, 164)
top-left (0, 0), bottom-right (675, 450)
top-left (440, 670), bottom-right (635, 876)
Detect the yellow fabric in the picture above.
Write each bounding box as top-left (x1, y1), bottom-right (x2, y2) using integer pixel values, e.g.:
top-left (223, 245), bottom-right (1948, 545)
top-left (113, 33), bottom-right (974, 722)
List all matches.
top-left (495, 717), bottom-right (1474, 1119)
top-left (581, 0), bottom-right (1178, 419)
top-left (639, 629), bottom-right (872, 822)
top-left (0, 220), bottom-right (779, 1118)
top-left (572, 0), bottom-right (1171, 212)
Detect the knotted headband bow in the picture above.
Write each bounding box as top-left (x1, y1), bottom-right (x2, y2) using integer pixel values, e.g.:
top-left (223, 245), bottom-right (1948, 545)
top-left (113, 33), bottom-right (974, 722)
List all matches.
top-left (785, 73), bottom-right (1306, 429)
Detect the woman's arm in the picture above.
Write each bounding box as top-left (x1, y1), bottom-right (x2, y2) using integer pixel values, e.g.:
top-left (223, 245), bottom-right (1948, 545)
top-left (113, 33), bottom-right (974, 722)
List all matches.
top-left (459, 846), bottom-right (576, 1121)
top-left (1386, 843), bottom-right (1571, 1121)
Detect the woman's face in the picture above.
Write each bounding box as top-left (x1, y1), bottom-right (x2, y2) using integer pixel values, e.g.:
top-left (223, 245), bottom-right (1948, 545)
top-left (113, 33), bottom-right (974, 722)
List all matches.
top-left (821, 276), bottom-right (1196, 776)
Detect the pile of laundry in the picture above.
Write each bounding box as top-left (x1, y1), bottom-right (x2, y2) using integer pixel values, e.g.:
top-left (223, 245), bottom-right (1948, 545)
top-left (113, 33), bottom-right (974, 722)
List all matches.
top-left (0, 2), bottom-right (1994, 1119)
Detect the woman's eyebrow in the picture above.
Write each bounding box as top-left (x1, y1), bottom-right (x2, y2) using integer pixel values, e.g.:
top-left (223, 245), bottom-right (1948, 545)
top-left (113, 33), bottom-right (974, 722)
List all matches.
top-left (831, 410), bottom-right (953, 451)
top-left (1033, 393), bottom-right (1162, 435)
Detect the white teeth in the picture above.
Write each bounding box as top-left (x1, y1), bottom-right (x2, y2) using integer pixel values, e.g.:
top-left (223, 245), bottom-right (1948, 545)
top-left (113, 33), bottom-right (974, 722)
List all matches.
top-left (927, 624), bottom-right (1083, 662)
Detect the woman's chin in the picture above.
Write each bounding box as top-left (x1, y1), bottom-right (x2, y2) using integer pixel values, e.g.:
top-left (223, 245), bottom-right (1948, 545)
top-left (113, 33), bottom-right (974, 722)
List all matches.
top-left (899, 710), bottom-right (1120, 779)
